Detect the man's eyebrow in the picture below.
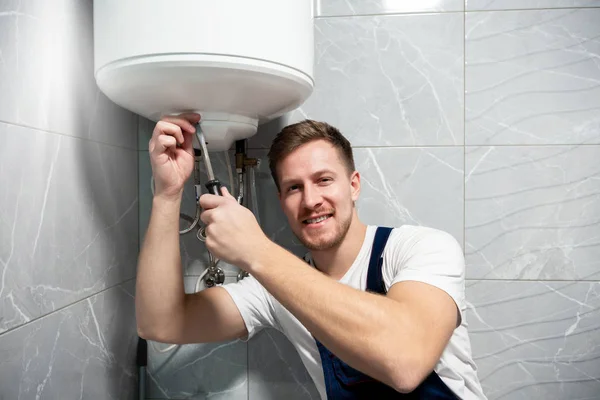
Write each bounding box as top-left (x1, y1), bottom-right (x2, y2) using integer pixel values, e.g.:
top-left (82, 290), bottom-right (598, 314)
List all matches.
top-left (280, 169), bottom-right (337, 187)
top-left (311, 169), bottom-right (336, 178)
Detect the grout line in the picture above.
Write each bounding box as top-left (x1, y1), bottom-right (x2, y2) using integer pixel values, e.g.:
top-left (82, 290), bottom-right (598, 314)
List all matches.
top-left (0, 277), bottom-right (137, 338)
top-left (463, 8), bottom-right (467, 255)
top-left (314, 5), bottom-right (600, 19)
top-left (354, 143), bottom-right (600, 148)
top-left (315, 10), bottom-right (464, 19)
top-left (464, 143), bottom-right (600, 148)
top-left (0, 118), bottom-right (137, 152)
top-left (464, 5), bottom-right (600, 13)
top-left (249, 143), bottom-right (600, 151)
top-left (465, 278), bottom-right (600, 282)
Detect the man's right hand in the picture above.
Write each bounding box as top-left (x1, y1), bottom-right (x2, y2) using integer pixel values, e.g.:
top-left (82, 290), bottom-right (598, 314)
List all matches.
top-left (149, 113), bottom-right (201, 201)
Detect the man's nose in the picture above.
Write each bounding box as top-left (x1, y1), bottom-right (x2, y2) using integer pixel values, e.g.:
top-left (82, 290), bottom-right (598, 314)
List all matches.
top-left (302, 185), bottom-right (323, 210)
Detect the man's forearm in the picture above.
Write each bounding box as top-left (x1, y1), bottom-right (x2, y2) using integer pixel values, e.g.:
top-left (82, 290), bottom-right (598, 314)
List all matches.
top-left (136, 195), bottom-right (186, 340)
top-left (249, 242), bottom-right (416, 391)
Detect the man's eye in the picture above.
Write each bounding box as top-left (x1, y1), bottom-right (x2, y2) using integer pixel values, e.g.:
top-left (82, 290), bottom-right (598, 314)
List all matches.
top-left (319, 178), bottom-right (332, 184)
top-left (287, 185), bottom-right (299, 192)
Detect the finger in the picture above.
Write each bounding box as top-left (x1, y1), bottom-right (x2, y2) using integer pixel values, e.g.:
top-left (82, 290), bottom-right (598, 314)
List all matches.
top-left (199, 193), bottom-right (227, 210)
top-left (181, 129), bottom-right (194, 155)
top-left (221, 186), bottom-right (236, 201)
top-left (200, 208), bottom-right (215, 225)
top-left (160, 113), bottom-right (200, 134)
top-left (152, 120), bottom-right (185, 145)
top-left (155, 134), bottom-right (177, 153)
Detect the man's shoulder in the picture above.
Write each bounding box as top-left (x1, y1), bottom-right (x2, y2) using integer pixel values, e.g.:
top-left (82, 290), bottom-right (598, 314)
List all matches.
top-left (386, 224), bottom-right (455, 241)
top-left (381, 225), bottom-right (465, 290)
top-left (385, 224), bottom-right (463, 257)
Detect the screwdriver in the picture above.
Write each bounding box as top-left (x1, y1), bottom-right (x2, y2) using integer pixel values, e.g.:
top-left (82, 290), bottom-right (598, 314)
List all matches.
top-left (195, 124), bottom-right (223, 196)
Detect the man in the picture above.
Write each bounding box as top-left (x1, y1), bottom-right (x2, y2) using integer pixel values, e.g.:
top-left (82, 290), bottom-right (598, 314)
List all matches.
top-left (137, 113), bottom-right (487, 399)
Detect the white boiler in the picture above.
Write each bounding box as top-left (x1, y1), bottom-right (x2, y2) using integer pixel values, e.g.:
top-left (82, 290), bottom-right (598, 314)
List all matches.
top-left (93, 0), bottom-right (314, 150)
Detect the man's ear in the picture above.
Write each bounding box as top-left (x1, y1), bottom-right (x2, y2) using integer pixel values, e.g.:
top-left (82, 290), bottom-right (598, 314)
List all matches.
top-left (350, 171), bottom-right (360, 202)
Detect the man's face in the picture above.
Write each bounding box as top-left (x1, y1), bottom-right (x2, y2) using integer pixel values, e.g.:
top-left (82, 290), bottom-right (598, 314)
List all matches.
top-left (277, 140), bottom-right (360, 251)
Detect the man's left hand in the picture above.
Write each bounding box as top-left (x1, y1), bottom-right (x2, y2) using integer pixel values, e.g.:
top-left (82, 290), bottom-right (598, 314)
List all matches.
top-left (199, 187), bottom-right (270, 271)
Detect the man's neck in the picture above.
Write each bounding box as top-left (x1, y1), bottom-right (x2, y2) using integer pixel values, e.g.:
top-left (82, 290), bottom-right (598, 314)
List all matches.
top-left (310, 215), bottom-right (368, 280)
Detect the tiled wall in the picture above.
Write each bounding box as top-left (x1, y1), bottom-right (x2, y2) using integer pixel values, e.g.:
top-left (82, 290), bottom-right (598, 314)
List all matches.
top-left (0, 0), bottom-right (139, 398)
top-left (138, 1), bottom-right (600, 399)
top-left (463, 5), bottom-right (600, 399)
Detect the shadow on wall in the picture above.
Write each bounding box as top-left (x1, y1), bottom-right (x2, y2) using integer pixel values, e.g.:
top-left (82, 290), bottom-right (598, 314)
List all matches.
top-left (249, 113), bottom-right (307, 150)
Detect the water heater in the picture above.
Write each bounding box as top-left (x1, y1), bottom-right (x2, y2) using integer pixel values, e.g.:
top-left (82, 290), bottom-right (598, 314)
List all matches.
top-left (93, 1), bottom-right (314, 151)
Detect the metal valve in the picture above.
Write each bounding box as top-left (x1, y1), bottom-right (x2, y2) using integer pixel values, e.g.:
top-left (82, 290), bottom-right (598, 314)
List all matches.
top-left (204, 267), bottom-right (225, 288)
top-left (237, 270), bottom-right (250, 282)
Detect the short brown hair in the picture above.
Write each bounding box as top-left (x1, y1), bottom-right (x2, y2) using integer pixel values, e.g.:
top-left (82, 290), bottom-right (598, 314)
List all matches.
top-left (268, 120), bottom-right (355, 191)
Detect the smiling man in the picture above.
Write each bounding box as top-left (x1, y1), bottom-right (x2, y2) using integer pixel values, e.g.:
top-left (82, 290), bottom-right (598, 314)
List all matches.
top-left (136, 113), bottom-right (487, 399)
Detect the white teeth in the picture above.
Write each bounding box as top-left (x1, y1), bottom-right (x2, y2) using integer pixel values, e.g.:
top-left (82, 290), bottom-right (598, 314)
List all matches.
top-left (305, 215), bottom-right (330, 224)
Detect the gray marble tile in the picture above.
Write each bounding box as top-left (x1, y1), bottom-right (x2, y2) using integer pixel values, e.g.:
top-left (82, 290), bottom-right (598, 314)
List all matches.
top-left (466, 280), bottom-right (600, 400)
top-left (248, 13), bottom-right (464, 149)
top-left (249, 329), bottom-right (320, 400)
top-left (466, 0), bottom-right (600, 10)
top-left (0, 122), bottom-right (139, 333)
top-left (317, 0), bottom-right (463, 17)
top-left (466, 9), bottom-right (600, 145)
top-left (147, 277), bottom-right (247, 400)
top-left (0, 0), bottom-right (137, 149)
top-left (139, 150), bottom-right (243, 276)
top-left (355, 147), bottom-right (465, 246)
top-left (0, 280), bottom-right (138, 399)
top-left (465, 145), bottom-right (600, 280)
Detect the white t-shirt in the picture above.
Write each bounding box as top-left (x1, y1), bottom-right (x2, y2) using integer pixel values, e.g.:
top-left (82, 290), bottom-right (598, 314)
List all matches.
top-left (222, 225), bottom-right (487, 400)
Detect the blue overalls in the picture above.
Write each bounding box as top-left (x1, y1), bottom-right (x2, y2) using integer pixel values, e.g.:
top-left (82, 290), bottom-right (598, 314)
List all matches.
top-left (313, 227), bottom-right (459, 399)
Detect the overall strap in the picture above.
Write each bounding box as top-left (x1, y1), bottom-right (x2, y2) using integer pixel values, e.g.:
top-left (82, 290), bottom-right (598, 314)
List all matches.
top-left (366, 227), bottom-right (394, 295)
